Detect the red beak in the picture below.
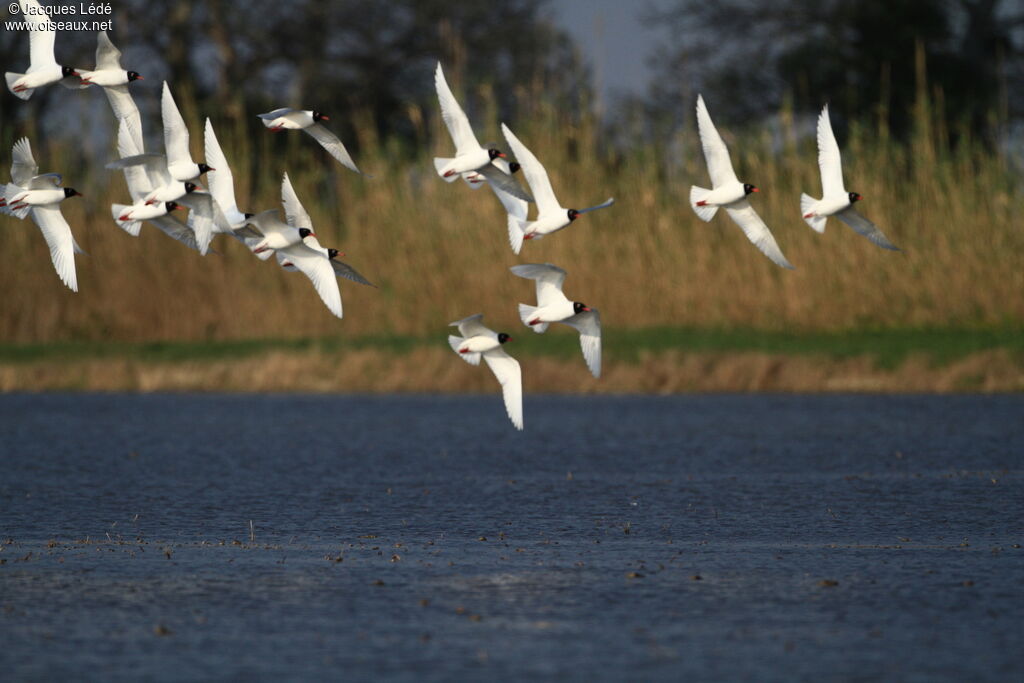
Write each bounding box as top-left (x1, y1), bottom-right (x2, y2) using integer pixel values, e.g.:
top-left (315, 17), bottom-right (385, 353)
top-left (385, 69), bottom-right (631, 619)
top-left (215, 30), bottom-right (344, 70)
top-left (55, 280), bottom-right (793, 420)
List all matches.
top-left (582, 307), bottom-right (591, 312)
top-left (752, 187), bottom-right (760, 193)
top-left (497, 152), bottom-right (507, 158)
top-left (136, 75), bottom-right (145, 80)
top-left (320, 115), bottom-right (330, 121)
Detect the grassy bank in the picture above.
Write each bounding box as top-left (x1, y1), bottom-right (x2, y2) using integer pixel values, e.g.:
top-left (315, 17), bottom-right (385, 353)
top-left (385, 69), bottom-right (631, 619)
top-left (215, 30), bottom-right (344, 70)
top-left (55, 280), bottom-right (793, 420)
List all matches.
top-left (1, 328), bottom-right (1021, 393)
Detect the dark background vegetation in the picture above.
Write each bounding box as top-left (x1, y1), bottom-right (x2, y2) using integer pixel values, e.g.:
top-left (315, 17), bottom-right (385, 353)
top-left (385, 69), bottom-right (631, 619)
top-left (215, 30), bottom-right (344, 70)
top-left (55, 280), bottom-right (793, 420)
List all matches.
top-left (2, 0), bottom-right (1021, 152)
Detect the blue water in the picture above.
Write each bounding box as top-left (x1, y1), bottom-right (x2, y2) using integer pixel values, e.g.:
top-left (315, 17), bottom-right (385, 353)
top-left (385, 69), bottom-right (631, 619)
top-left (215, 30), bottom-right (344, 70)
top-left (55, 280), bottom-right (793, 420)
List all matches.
top-left (1, 394), bottom-right (1022, 681)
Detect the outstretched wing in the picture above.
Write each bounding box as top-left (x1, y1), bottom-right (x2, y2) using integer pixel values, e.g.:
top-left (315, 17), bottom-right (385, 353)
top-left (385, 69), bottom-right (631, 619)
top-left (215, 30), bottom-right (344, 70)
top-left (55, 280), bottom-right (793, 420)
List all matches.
top-left (577, 197), bottom-right (615, 215)
top-left (113, 120), bottom-right (153, 203)
top-left (482, 348), bottom-right (523, 431)
top-left (204, 118), bottom-right (240, 220)
top-left (304, 124), bottom-right (366, 176)
top-left (257, 108), bottom-right (295, 120)
top-left (150, 215), bottom-right (201, 252)
top-left (560, 309), bottom-right (602, 379)
top-left (817, 104), bottom-right (845, 197)
top-left (30, 204), bottom-right (78, 292)
top-left (161, 82), bottom-right (194, 168)
top-left (10, 137), bottom-right (38, 187)
top-left (435, 62), bottom-right (480, 155)
top-left (477, 164), bottom-right (533, 203)
top-left (21, 0), bottom-right (57, 71)
top-left (835, 207), bottom-right (901, 251)
top-left (509, 263), bottom-right (569, 308)
top-left (280, 172), bottom-right (312, 230)
top-left (27, 173), bottom-right (62, 190)
top-left (724, 199), bottom-right (795, 270)
top-left (449, 313), bottom-right (492, 339)
top-left (280, 243), bottom-right (343, 318)
top-left (103, 84), bottom-right (143, 149)
top-left (177, 193), bottom-right (216, 255)
top-left (500, 123), bottom-right (556, 212)
top-left (330, 259), bottom-right (375, 287)
top-left (696, 94), bottom-right (739, 188)
top-left (94, 30), bottom-right (122, 71)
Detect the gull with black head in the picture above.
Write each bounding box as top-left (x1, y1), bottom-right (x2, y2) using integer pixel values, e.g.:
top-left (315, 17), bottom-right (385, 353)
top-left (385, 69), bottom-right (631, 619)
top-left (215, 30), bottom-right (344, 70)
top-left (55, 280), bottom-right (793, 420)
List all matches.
top-left (448, 314), bottom-right (523, 431)
top-left (800, 104), bottom-right (900, 251)
top-left (690, 94), bottom-right (793, 269)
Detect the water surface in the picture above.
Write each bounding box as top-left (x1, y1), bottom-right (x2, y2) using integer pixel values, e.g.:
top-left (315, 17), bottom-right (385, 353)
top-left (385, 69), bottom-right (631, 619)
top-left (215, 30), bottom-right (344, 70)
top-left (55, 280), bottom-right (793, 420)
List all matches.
top-left (1, 394), bottom-right (1022, 681)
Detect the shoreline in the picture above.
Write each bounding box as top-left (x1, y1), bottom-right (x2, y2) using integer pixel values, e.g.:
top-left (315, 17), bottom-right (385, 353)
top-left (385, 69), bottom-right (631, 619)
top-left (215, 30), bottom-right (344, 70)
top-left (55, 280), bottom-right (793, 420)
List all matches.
top-left (1, 346), bottom-right (1021, 393)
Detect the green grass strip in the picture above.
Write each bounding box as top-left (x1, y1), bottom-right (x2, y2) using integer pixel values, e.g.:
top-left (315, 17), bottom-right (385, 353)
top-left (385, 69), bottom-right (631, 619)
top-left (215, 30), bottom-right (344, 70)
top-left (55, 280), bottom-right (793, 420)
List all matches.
top-left (0, 327), bottom-right (1021, 369)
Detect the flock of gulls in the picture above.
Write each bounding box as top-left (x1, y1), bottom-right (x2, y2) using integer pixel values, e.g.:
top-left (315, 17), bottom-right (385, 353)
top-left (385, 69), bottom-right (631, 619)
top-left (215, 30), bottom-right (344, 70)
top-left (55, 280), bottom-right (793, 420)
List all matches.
top-left (2, 1), bottom-right (900, 431)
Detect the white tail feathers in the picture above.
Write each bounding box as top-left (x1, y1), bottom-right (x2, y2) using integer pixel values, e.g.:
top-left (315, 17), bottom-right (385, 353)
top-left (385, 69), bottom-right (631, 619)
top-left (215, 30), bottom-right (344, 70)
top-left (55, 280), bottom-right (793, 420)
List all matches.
top-left (507, 215), bottom-right (527, 254)
top-left (111, 204), bottom-right (142, 236)
top-left (433, 157), bottom-right (459, 182)
top-left (3, 184), bottom-right (31, 219)
top-left (690, 186), bottom-right (718, 222)
top-left (448, 335), bottom-right (482, 366)
top-left (247, 237), bottom-right (275, 260)
top-left (5, 73), bottom-right (31, 100)
top-left (518, 303), bottom-right (549, 333)
top-left (800, 193), bottom-right (827, 233)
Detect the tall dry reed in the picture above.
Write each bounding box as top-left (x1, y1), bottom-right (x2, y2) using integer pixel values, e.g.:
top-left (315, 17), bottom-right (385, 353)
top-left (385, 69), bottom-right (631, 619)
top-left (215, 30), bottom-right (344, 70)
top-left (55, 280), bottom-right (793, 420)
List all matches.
top-left (0, 79), bottom-right (1020, 344)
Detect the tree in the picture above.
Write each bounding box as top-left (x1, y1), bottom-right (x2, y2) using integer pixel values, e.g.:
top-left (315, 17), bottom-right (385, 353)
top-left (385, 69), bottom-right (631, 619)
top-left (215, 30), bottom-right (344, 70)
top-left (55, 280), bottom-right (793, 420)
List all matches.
top-left (61, 0), bottom-right (587, 144)
top-left (642, 0), bottom-right (1023, 140)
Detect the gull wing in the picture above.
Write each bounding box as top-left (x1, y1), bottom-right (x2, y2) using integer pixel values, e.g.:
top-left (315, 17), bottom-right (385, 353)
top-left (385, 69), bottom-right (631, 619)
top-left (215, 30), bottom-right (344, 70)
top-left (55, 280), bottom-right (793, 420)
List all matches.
top-left (94, 30), bottom-right (122, 71)
top-left (509, 263), bottom-right (568, 308)
top-left (30, 204), bottom-right (78, 292)
top-left (281, 173), bottom-right (312, 230)
top-left (817, 104), bottom-right (845, 197)
top-left (696, 94), bottom-right (739, 188)
top-left (560, 309), bottom-right (602, 379)
top-left (204, 118), bottom-right (240, 218)
top-left (107, 153), bottom-right (173, 190)
top-left (27, 173), bottom-right (62, 189)
top-left (150, 215), bottom-right (201, 252)
top-left (177, 193), bottom-right (216, 255)
top-left (257, 108), bottom-right (294, 120)
top-left (835, 207), bottom-right (901, 251)
top-left (21, 0), bottom-right (57, 71)
top-left (435, 62), bottom-right (480, 156)
top-left (113, 120), bottom-right (153, 203)
top-left (279, 243), bottom-right (343, 318)
top-left (161, 82), bottom-right (194, 168)
top-left (11, 137), bottom-right (38, 187)
top-left (449, 313), bottom-right (492, 339)
top-left (482, 348), bottom-right (523, 431)
top-left (577, 197), bottom-right (615, 215)
top-left (103, 85), bottom-right (143, 146)
top-left (724, 199), bottom-right (795, 269)
top-left (500, 123), bottom-right (557, 212)
top-left (304, 124), bottom-right (366, 176)
top-left (477, 164), bottom-right (533, 203)
top-left (330, 258), bottom-right (375, 287)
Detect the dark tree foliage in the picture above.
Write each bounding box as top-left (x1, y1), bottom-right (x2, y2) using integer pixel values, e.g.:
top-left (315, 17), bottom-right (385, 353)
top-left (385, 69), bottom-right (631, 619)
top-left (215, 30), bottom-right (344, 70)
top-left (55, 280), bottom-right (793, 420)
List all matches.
top-left (643, 0), bottom-right (1023, 140)
top-left (1, 0), bottom-right (588, 152)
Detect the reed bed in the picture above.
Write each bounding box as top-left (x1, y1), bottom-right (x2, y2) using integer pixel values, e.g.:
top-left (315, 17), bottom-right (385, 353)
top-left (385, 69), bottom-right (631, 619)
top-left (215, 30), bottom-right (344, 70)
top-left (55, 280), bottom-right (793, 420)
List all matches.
top-left (0, 84), bottom-right (1020, 345)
